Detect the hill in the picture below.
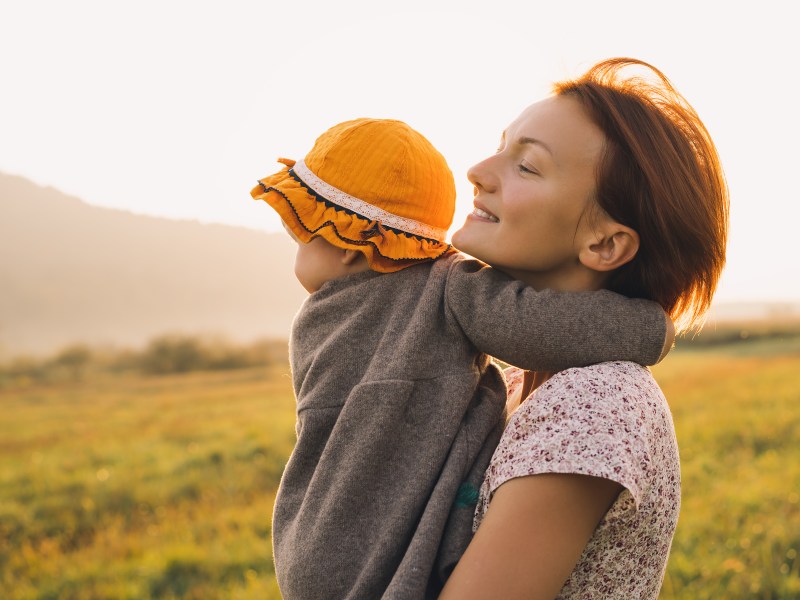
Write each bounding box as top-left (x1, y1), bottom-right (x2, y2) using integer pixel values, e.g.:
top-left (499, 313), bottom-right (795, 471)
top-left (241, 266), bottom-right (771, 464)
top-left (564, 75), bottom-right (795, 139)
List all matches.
top-left (0, 173), bottom-right (306, 356)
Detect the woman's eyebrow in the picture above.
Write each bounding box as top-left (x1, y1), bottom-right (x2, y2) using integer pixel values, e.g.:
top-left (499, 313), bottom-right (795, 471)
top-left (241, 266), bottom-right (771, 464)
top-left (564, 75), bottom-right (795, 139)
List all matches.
top-left (517, 136), bottom-right (554, 158)
top-left (500, 130), bottom-right (554, 158)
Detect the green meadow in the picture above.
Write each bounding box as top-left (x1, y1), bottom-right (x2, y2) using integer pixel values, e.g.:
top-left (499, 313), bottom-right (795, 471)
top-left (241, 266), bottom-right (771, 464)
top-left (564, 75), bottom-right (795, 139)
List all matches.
top-left (1, 324), bottom-right (799, 599)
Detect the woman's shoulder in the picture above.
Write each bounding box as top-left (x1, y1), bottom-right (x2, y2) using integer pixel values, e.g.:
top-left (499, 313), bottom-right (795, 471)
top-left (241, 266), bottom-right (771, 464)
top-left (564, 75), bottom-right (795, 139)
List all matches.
top-left (507, 362), bottom-right (673, 453)
top-left (553, 359), bottom-right (656, 382)
top-left (543, 362), bottom-right (670, 437)
top-left (504, 361), bottom-right (668, 443)
top-left (507, 361), bottom-right (664, 414)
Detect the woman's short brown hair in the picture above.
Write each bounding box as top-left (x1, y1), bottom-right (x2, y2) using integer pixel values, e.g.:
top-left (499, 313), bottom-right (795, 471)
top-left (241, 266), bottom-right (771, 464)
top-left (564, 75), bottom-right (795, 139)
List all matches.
top-left (554, 58), bottom-right (729, 332)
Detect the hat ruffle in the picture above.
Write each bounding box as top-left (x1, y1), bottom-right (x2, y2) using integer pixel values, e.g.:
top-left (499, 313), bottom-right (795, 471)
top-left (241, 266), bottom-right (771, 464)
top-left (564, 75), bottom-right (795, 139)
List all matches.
top-left (251, 161), bottom-right (453, 273)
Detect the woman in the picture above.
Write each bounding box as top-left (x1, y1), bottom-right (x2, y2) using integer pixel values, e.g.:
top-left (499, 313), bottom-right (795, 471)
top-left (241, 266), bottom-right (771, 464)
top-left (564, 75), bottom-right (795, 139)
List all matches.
top-left (440, 58), bottom-right (728, 598)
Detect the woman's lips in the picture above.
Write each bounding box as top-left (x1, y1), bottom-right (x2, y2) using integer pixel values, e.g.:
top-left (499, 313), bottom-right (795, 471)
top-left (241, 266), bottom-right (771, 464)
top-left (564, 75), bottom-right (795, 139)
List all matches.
top-left (471, 202), bottom-right (499, 222)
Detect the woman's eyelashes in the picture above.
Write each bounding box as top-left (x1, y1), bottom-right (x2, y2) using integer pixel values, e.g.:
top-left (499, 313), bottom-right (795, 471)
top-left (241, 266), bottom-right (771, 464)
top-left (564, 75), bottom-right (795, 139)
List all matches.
top-left (518, 162), bottom-right (539, 175)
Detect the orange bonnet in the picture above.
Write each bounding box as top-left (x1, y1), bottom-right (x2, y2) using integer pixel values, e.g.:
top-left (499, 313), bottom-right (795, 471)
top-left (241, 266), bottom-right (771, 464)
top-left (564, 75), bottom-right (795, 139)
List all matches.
top-left (250, 118), bottom-right (456, 272)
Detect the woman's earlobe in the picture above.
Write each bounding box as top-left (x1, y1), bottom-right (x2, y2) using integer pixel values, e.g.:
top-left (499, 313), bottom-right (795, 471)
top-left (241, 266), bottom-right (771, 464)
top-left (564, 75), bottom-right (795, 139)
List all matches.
top-left (580, 225), bottom-right (640, 272)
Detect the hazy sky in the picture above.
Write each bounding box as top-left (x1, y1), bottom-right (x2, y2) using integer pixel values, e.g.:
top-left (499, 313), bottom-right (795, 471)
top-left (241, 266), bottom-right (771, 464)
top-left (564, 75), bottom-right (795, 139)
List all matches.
top-left (2, 0), bottom-right (798, 303)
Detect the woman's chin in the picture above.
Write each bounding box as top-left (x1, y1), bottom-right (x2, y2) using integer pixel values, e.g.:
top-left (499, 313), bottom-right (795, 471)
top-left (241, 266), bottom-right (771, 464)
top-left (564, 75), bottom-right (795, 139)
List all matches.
top-left (450, 230), bottom-right (473, 256)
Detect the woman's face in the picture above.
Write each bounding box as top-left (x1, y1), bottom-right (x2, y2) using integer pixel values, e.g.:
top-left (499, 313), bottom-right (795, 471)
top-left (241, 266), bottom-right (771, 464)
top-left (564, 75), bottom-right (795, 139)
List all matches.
top-left (452, 95), bottom-right (607, 291)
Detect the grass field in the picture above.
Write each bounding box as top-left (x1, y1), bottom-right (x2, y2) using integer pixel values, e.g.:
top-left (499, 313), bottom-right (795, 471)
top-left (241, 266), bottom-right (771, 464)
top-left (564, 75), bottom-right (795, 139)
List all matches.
top-left (1, 330), bottom-right (799, 598)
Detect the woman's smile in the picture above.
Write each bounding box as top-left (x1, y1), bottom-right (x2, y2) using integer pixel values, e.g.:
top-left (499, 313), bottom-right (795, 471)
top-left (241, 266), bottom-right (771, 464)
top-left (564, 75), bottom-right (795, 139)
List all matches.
top-left (470, 202), bottom-right (499, 223)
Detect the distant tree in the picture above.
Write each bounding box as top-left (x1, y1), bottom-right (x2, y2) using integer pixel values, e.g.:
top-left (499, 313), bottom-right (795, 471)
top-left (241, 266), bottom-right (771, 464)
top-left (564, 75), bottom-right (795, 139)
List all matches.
top-left (51, 345), bottom-right (92, 381)
top-left (139, 335), bottom-right (206, 374)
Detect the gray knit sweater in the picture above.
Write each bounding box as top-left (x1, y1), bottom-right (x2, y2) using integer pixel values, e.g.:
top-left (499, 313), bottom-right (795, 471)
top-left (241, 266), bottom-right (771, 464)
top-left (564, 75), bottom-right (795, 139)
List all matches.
top-left (273, 253), bottom-right (666, 600)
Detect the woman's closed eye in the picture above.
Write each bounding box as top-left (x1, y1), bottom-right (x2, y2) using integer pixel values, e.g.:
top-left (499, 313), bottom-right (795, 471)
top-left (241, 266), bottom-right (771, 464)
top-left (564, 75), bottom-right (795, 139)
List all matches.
top-left (518, 162), bottom-right (539, 175)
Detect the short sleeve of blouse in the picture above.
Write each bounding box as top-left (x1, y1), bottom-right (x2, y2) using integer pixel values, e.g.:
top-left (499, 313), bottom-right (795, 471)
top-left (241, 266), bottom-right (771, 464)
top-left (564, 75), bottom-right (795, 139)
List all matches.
top-left (485, 363), bottom-right (659, 509)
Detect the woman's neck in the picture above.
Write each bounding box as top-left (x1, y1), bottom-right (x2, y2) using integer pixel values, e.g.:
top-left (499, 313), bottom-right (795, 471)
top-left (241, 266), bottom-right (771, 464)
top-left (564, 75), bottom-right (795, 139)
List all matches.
top-left (493, 263), bottom-right (608, 293)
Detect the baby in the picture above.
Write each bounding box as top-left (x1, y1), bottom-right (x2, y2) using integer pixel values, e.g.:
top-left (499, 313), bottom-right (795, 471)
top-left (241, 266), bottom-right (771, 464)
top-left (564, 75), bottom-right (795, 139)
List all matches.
top-left (251, 118), bottom-right (670, 600)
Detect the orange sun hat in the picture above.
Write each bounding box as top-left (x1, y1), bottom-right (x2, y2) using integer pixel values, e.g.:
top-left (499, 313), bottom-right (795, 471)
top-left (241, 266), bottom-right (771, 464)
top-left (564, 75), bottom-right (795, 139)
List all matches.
top-left (250, 118), bottom-right (456, 273)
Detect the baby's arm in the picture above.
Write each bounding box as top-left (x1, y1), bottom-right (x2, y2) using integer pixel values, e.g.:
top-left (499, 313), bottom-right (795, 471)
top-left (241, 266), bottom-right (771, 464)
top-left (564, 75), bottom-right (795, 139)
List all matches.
top-left (445, 256), bottom-right (671, 371)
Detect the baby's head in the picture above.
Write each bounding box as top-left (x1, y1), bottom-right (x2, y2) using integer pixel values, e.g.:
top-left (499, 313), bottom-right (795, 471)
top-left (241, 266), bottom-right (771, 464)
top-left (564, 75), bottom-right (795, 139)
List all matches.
top-left (252, 118), bottom-right (456, 292)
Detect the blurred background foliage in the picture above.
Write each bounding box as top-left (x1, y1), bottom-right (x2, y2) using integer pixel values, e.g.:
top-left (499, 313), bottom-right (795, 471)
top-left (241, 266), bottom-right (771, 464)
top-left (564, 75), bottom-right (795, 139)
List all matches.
top-left (0, 336), bottom-right (288, 388)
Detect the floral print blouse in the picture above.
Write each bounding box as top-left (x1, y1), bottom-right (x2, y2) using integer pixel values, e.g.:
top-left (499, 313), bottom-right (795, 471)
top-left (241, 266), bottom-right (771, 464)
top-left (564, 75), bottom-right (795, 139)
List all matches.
top-left (474, 361), bottom-right (680, 599)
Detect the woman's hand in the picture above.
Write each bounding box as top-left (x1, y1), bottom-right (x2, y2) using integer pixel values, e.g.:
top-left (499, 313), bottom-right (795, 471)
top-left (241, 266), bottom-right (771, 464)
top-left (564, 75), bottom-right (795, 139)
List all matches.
top-left (439, 473), bottom-right (622, 600)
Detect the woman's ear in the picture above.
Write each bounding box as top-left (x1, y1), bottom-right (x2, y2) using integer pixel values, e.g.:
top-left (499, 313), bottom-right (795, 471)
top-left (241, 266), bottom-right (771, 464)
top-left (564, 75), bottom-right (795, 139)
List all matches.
top-left (578, 220), bottom-right (640, 272)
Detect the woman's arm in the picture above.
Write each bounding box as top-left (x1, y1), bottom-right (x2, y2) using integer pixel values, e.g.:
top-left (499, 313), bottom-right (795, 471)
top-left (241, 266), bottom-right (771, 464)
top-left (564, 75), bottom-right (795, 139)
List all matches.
top-left (439, 473), bottom-right (622, 600)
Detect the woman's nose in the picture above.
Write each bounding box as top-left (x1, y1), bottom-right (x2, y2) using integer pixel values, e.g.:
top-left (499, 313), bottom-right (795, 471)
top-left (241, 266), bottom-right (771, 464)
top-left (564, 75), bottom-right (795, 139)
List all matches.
top-left (467, 157), bottom-right (498, 194)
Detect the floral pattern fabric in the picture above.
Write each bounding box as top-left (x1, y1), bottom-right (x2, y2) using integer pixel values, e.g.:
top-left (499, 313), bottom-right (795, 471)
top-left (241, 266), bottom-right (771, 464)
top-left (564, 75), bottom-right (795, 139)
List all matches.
top-left (474, 361), bottom-right (680, 599)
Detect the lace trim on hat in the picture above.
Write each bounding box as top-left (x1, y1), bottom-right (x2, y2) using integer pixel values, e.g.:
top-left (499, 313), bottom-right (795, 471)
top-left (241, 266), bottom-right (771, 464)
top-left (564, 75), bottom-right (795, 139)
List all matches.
top-left (258, 181), bottom-right (453, 264)
top-left (283, 170), bottom-right (436, 243)
top-left (292, 160), bottom-right (448, 242)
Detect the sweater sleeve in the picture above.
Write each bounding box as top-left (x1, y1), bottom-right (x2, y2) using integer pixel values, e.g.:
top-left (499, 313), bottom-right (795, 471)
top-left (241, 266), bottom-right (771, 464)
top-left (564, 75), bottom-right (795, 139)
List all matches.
top-left (443, 256), bottom-right (667, 371)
